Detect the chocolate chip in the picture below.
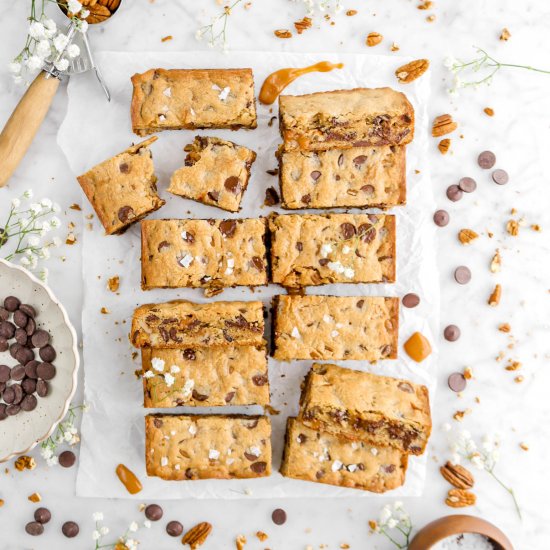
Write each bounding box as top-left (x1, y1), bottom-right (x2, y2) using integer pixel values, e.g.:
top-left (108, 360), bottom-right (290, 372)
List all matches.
top-left (4, 296), bottom-right (20, 312)
top-left (0, 404), bottom-right (7, 421)
top-left (251, 256), bottom-right (264, 271)
top-left (361, 184), bottom-right (375, 195)
top-left (166, 520), bottom-right (183, 537)
top-left (478, 150), bottom-right (496, 169)
top-left (119, 162), bottom-right (130, 173)
top-left (297, 433), bottom-right (306, 444)
top-left (458, 177), bottom-right (477, 193)
top-left (251, 461), bottom-right (267, 474)
top-left (353, 155), bottom-right (368, 166)
top-left (182, 231), bottom-right (195, 243)
top-left (192, 389), bottom-right (208, 401)
top-left (492, 169), bottom-right (509, 185)
top-left (19, 304), bottom-right (36, 318)
top-left (295, 242), bottom-right (303, 252)
top-left (356, 299), bottom-right (364, 309)
top-left (264, 186), bottom-right (280, 206)
top-left (22, 378), bottom-right (37, 394)
top-left (25, 360), bottom-right (39, 379)
top-left (310, 170), bottom-right (321, 181)
top-left (224, 175), bottom-right (241, 194)
top-left (454, 266), bottom-right (471, 285)
top-left (0, 365), bottom-right (10, 383)
top-left (225, 391), bottom-right (235, 403)
top-left (31, 330), bottom-right (50, 348)
top-left (117, 206), bottom-right (135, 223)
top-left (207, 191), bottom-right (220, 202)
top-left (337, 153), bottom-right (344, 166)
top-left (6, 404), bottom-right (20, 416)
top-left (21, 394), bottom-right (37, 411)
top-left (219, 220), bottom-right (237, 238)
top-left (16, 346), bottom-right (34, 364)
top-left (37, 362), bottom-right (56, 380)
top-left (11, 364), bottom-right (25, 381)
top-left (59, 450), bottom-right (76, 468)
top-left (318, 258), bottom-right (329, 267)
top-left (252, 374), bottom-right (268, 386)
top-left (301, 194), bottom-right (311, 205)
top-left (182, 349), bottom-right (196, 361)
top-left (13, 310), bottom-right (28, 328)
top-left (272, 508), bottom-right (287, 525)
top-left (39, 345), bottom-right (56, 362)
top-left (0, 321), bottom-right (15, 339)
top-left (12, 384), bottom-right (23, 404)
top-left (340, 222), bottom-right (356, 239)
top-left (25, 521), bottom-right (44, 536)
top-left (402, 293), bottom-right (420, 308)
top-left (444, 325), bottom-right (461, 342)
top-left (62, 521), bottom-right (79, 538)
top-left (0, 307), bottom-right (8, 321)
top-left (36, 379), bottom-right (49, 397)
top-left (0, 338), bottom-right (7, 352)
top-left (34, 507), bottom-right (52, 524)
top-left (446, 185), bottom-right (463, 202)
top-left (3, 386), bottom-right (15, 404)
top-left (145, 504), bottom-right (163, 521)
top-left (25, 317), bottom-right (36, 336)
top-left (358, 223), bottom-right (376, 243)
top-left (14, 328), bottom-right (27, 345)
top-left (448, 372), bottom-right (467, 392)
top-left (397, 381), bottom-right (414, 393)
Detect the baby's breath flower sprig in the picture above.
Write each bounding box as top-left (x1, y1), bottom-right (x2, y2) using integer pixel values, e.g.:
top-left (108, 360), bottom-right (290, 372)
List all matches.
top-left (447, 427), bottom-right (522, 519)
top-left (40, 402), bottom-right (88, 466)
top-left (294, 0), bottom-right (344, 16)
top-left (9, 0), bottom-right (89, 84)
top-left (195, 0), bottom-right (244, 51)
top-left (445, 46), bottom-right (550, 96)
top-left (0, 190), bottom-right (62, 282)
top-left (93, 511), bottom-right (150, 550)
top-left (369, 501), bottom-right (413, 549)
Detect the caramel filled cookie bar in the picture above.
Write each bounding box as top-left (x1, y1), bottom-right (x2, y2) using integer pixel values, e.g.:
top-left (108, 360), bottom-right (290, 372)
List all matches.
top-left (131, 68), bottom-right (257, 135)
top-left (140, 218), bottom-right (267, 291)
top-left (130, 299), bottom-right (265, 349)
top-left (279, 145), bottom-right (406, 209)
top-left (269, 213), bottom-right (396, 288)
top-left (142, 345), bottom-right (269, 408)
top-left (280, 418), bottom-right (408, 492)
top-left (77, 137), bottom-right (165, 235)
top-left (299, 364), bottom-right (431, 455)
top-left (168, 136), bottom-right (257, 213)
top-left (272, 295), bottom-right (398, 361)
top-left (145, 414), bottom-right (272, 480)
top-left (279, 87), bottom-right (414, 151)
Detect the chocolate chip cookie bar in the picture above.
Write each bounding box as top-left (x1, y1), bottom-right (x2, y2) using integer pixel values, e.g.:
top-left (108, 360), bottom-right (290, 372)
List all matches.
top-left (269, 213), bottom-right (396, 288)
top-left (279, 88), bottom-right (414, 151)
top-left (142, 345), bottom-right (269, 408)
top-left (145, 414), bottom-right (272, 480)
top-left (168, 136), bottom-right (256, 212)
top-left (272, 295), bottom-right (398, 361)
top-left (299, 364), bottom-right (431, 455)
top-left (77, 137), bottom-right (165, 235)
top-left (130, 299), bottom-right (265, 349)
top-left (140, 218), bottom-right (267, 292)
top-left (280, 418), bottom-right (408, 492)
top-left (131, 68), bottom-right (257, 136)
top-left (278, 145), bottom-right (406, 209)
top-left (168, 136), bottom-right (257, 213)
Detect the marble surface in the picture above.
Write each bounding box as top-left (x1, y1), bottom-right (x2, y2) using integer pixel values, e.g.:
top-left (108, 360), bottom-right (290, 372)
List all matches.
top-left (0, 0), bottom-right (549, 547)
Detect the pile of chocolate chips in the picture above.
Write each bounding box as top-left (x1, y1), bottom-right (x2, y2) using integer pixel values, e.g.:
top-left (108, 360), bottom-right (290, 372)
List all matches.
top-left (0, 296), bottom-right (57, 420)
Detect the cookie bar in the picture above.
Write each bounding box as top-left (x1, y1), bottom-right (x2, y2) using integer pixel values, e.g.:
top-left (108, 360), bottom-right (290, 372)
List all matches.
top-left (278, 145), bottom-right (406, 209)
top-left (130, 299), bottom-right (265, 349)
top-left (76, 137), bottom-right (165, 235)
top-left (142, 345), bottom-right (269, 408)
top-left (145, 414), bottom-right (272, 480)
top-left (269, 213), bottom-right (396, 288)
top-left (299, 364), bottom-right (431, 455)
top-left (140, 218), bottom-right (267, 291)
top-left (279, 87), bottom-right (414, 151)
top-left (272, 295), bottom-right (398, 361)
top-left (168, 136), bottom-right (257, 213)
top-left (131, 68), bottom-right (257, 135)
top-left (280, 418), bottom-right (408, 492)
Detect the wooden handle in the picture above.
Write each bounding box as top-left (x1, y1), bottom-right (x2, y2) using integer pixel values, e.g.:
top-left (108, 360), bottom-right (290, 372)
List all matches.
top-left (0, 72), bottom-right (60, 187)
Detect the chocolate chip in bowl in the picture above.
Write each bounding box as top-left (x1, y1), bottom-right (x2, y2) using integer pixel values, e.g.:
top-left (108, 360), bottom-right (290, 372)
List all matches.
top-left (0, 259), bottom-right (79, 462)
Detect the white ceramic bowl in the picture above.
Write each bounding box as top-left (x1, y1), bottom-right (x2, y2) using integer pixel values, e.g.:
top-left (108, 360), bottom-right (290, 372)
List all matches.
top-left (0, 259), bottom-right (79, 462)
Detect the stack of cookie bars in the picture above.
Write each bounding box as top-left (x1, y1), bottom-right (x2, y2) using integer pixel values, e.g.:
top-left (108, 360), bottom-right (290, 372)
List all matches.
top-left (76, 67), bottom-right (432, 492)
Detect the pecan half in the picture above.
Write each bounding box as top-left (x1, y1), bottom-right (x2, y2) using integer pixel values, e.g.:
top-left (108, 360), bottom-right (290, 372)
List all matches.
top-left (182, 522), bottom-right (212, 549)
top-left (488, 284), bottom-right (502, 307)
top-left (445, 488), bottom-right (476, 507)
top-left (366, 32), bottom-right (383, 47)
top-left (395, 59), bottom-right (430, 83)
top-left (438, 138), bottom-right (451, 154)
top-left (274, 29), bottom-right (292, 39)
top-left (458, 228), bottom-right (478, 245)
top-left (440, 461), bottom-right (475, 489)
top-left (432, 114), bottom-right (458, 137)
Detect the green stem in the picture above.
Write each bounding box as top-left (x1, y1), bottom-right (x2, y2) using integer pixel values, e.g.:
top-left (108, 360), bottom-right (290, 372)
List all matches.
top-left (380, 528), bottom-right (406, 549)
top-left (488, 469), bottom-right (522, 520)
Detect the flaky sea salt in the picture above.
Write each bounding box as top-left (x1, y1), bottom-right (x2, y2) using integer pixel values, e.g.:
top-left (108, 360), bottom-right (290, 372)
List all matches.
top-left (431, 533), bottom-right (494, 550)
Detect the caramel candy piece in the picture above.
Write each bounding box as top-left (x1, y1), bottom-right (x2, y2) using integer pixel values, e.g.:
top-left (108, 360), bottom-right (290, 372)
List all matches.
top-left (403, 332), bottom-right (432, 362)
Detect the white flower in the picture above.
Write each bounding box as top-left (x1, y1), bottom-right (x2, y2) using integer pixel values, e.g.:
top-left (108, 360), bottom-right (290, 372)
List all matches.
top-left (12, 75), bottom-right (23, 84)
top-left (68, 0), bottom-right (83, 13)
top-left (54, 58), bottom-right (69, 72)
top-left (39, 247), bottom-right (51, 259)
top-left (50, 216), bottom-right (61, 228)
top-left (128, 521), bottom-right (139, 532)
top-left (209, 449), bottom-right (220, 460)
top-left (170, 365), bottom-right (180, 374)
top-left (40, 198), bottom-right (52, 208)
top-left (11, 198), bottom-right (21, 208)
top-left (26, 55), bottom-right (44, 72)
top-left (53, 34), bottom-right (70, 53)
top-left (8, 61), bottom-right (21, 74)
top-left (43, 19), bottom-right (57, 37)
top-left (36, 39), bottom-right (52, 59)
top-left (393, 501), bottom-right (403, 510)
top-left (67, 44), bottom-right (80, 58)
top-left (151, 358), bottom-right (165, 372)
top-left (28, 236), bottom-right (40, 247)
top-left (93, 512), bottom-right (104, 522)
top-left (29, 21), bottom-right (46, 39)
top-left (83, 402), bottom-right (91, 412)
top-left (52, 203), bottom-right (61, 213)
top-left (126, 539), bottom-right (138, 550)
top-left (143, 371), bottom-right (154, 379)
top-left (379, 505), bottom-right (392, 525)
top-left (77, 20), bottom-right (89, 33)
top-left (38, 268), bottom-right (49, 282)
top-left (80, 9), bottom-right (90, 18)
top-left (320, 243), bottom-right (332, 257)
top-left (164, 373), bottom-right (175, 387)
top-left (41, 446), bottom-right (53, 459)
top-left (22, 189), bottom-right (33, 199)
top-left (143, 519), bottom-right (151, 528)
top-left (218, 86), bottom-right (230, 101)
top-left (46, 455), bottom-right (58, 467)
top-left (195, 29), bottom-right (204, 41)
top-left (471, 454), bottom-right (485, 470)
top-left (52, 236), bottom-right (62, 247)
top-left (40, 221), bottom-right (51, 234)
top-left (92, 530), bottom-right (101, 540)
top-left (29, 203), bottom-right (42, 215)
top-left (387, 518), bottom-right (398, 529)
top-left (99, 527), bottom-right (109, 536)
top-left (20, 257), bottom-right (31, 267)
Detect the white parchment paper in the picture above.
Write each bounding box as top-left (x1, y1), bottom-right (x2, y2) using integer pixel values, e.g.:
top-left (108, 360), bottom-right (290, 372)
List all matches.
top-left (58, 51), bottom-right (437, 499)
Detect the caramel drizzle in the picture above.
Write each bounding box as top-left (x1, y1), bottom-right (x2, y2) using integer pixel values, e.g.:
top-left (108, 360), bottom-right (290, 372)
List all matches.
top-left (116, 464), bottom-right (143, 495)
top-left (259, 61), bottom-right (344, 105)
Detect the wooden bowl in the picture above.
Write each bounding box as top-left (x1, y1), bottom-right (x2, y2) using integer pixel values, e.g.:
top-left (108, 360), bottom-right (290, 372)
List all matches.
top-left (408, 514), bottom-right (514, 550)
